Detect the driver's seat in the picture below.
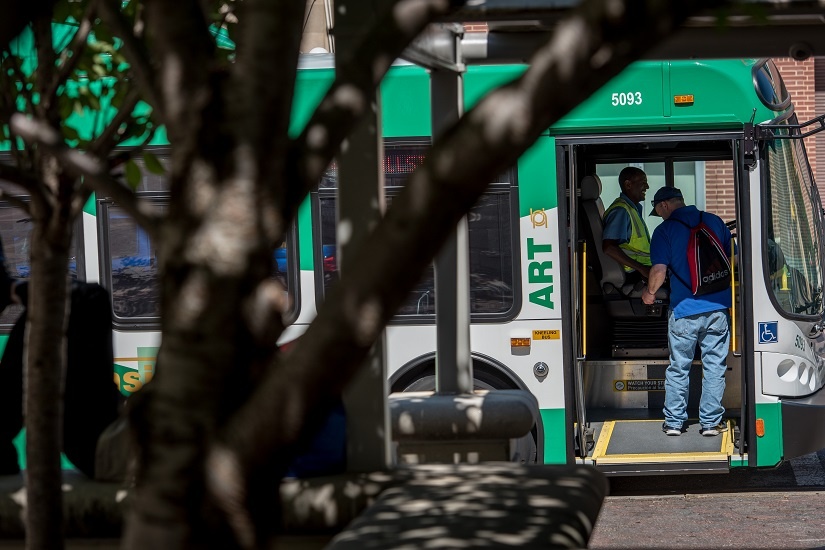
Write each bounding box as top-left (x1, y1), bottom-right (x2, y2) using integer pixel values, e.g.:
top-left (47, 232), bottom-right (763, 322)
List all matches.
top-left (579, 174), bottom-right (669, 357)
top-left (580, 175), bottom-right (667, 300)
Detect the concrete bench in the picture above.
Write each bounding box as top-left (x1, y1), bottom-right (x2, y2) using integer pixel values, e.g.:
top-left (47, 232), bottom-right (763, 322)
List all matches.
top-left (325, 463), bottom-right (607, 549)
top-left (0, 472), bottom-right (125, 538)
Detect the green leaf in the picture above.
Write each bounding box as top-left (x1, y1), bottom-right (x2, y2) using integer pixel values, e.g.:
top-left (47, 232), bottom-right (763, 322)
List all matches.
top-left (124, 160), bottom-right (142, 189)
top-left (123, 0), bottom-right (137, 18)
top-left (59, 97), bottom-right (73, 120)
top-left (68, 1), bottom-right (87, 21)
top-left (93, 25), bottom-right (114, 45)
top-left (110, 86), bottom-right (125, 109)
top-left (53, 1), bottom-right (71, 23)
top-left (63, 125), bottom-right (80, 142)
top-left (143, 152), bottom-right (165, 175)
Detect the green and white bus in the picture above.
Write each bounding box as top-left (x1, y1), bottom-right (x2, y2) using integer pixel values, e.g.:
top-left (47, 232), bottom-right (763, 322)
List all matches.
top-left (4, 57), bottom-right (824, 475)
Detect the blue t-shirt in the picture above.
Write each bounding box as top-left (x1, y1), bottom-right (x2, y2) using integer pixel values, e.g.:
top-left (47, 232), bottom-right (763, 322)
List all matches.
top-left (649, 205), bottom-right (733, 319)
top-left (602, 193), bottom-right (647, 244)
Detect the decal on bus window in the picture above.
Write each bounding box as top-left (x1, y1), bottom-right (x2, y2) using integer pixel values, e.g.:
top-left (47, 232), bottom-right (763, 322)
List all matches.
top-left (759, 321), bottom-right (779, 344)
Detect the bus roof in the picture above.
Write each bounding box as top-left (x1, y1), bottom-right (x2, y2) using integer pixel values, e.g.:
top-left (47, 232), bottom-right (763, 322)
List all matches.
top-left (463, 59), bottom-right (785, 134)
top-left (294, 58), bottom-right (788, 139)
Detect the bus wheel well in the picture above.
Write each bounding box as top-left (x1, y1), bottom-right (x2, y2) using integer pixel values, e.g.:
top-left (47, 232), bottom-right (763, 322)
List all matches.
top-left (389, 354), bottom-right (523, 393)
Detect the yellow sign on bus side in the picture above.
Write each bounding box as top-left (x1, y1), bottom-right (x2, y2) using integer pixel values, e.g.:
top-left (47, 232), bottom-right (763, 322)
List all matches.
top-left (533, 329), bottom-right (560, 340)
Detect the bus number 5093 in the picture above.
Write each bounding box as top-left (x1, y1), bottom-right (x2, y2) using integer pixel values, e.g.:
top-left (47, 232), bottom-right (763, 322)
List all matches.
top-left (611, 92), bottom-right (642, 106)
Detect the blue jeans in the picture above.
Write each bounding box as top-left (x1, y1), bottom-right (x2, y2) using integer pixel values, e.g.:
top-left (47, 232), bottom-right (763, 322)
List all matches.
top-left (663, 309), bottom-right (730, 429)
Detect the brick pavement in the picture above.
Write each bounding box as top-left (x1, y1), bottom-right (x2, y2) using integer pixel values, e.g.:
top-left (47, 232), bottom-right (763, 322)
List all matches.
top-left (590, 491), bottom-right (825, 549)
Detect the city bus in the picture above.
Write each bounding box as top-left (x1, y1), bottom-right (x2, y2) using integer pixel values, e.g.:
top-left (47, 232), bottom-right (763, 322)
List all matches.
top-left (3, 57), bottom-right (824, 475)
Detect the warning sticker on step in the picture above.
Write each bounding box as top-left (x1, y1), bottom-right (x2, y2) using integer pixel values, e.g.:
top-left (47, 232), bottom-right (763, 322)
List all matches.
top-left (532, 330), bottom-right (560, 340)
top-left (614, 379), bottom-right (665, 392)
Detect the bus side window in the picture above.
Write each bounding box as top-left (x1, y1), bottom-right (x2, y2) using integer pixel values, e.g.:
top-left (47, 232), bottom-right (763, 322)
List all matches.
top-left (105, 205), bottom-right (163, 320)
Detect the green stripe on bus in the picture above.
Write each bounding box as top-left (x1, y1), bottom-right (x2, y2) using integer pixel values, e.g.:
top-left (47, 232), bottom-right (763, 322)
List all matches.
top-left (755, 402), bottom-right (783, 467)
top-left (540, 408), bottom-right (568, 464)
top-left (83, 192), bottom-right (96, 217)
top-left (519, 137), bottom-right (556, 217)
top-left (298, 197), bottom-right (313, 271)
top-left (382, 65), bottom-right (431, 138)
top-left (290, 68), bottom-right (334, 138)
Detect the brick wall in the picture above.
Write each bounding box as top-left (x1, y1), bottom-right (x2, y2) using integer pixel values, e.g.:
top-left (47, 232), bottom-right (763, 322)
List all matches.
top-left (705, 58), bottom-right (821, 214)
top-left (704, 160), bottom-right (737, 220)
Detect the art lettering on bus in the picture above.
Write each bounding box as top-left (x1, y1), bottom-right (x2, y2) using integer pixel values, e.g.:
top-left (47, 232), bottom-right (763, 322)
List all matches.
top-left (527, 238), bottom-right (553, 309)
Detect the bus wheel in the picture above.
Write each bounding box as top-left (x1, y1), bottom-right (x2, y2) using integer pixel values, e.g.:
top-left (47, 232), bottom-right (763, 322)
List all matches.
top-left (393, 373), bottom-right (538, 465)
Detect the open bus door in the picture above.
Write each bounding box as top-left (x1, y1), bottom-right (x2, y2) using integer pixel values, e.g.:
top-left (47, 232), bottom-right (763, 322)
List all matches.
top-left (564, 134), bottom-right (744, 475)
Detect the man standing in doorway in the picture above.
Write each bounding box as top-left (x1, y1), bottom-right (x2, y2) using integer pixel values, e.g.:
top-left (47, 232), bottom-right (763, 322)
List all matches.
top-left (602, 167), bottom-right (652, 287)
top-left (642, 186), bottom-right (733, 437)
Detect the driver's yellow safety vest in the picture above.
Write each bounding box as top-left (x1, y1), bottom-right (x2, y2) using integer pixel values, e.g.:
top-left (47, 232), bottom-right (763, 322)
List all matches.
top-left (604, 198), bottom-right (652, 271)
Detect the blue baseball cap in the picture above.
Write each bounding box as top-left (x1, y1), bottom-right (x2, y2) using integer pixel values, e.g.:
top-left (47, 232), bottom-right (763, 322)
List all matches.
top-left (649, 186), bottom-right (683, 216)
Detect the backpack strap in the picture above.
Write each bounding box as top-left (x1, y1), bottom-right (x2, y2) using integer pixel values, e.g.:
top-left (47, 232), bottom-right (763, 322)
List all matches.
top-left (661, 215), bottom-right (693, 291)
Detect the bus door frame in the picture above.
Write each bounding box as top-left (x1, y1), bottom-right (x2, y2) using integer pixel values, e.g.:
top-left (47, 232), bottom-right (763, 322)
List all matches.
top-left (555, 142), bottom-right (588, 461)
top-left (734, 136), bottom-right (757, 465)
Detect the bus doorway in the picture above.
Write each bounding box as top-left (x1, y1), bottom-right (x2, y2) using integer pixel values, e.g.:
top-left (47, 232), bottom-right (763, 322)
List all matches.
top-left (564, 135), bottom-right (745, 474)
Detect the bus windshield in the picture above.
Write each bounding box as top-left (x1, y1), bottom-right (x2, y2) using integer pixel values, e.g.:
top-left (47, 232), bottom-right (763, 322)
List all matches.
top-left (764, 131), bottom-right (824, 317)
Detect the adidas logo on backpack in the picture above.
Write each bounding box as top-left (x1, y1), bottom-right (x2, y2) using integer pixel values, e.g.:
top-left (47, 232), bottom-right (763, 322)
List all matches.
top-left (668, 213), bottom-right (731, 296)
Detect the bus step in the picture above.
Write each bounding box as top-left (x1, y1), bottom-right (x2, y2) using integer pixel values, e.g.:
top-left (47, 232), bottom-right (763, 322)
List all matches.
top-left (591, 419), bottom-right (733, 475)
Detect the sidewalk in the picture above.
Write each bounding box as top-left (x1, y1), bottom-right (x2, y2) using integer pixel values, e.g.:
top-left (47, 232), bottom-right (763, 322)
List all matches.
top-left (590, 491), bottom-right (825, 549)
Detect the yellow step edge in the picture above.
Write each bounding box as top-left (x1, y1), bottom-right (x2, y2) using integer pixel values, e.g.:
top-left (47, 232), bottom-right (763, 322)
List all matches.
top-left (592, 419), bottom-right (733, 465)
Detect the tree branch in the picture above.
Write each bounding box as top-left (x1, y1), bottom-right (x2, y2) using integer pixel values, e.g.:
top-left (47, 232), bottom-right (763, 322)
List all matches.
top-left (283, 0), bottom-right (457, 225)
top-left (46, 1), bottom-right (96, 103)
top-left (32, 17), bottom-right (57, 120)
top-left (212, 0), bottom-right (722, 526)
top-left (229, 0), bottom-right (303, 180)
top-left (0, 189), bottom-right (32, 215)
top-left (142, 0), bottom-right (215, 146)
top-left (10, 114), bottom-right (160, 237)
top-left (74, 121), bottom-right (157, 218)
top-left (89, 86), bottom-right (141, 156)
top-left (96, 0), bottom-right (167, 127)
top-left (0, 0), bottom-right (58, 48)
top-left (0, 162), bottom-right (43, 196)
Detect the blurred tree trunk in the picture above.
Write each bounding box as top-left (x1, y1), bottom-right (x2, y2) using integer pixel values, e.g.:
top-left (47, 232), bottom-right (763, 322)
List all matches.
top-left (24, 164), bottom-right (73, 550)
top-left (1, 2), bottom-right (153, 547)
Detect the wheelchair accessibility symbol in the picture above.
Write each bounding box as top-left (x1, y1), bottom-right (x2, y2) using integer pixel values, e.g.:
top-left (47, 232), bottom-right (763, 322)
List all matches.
top-left (759, 321), bottom-right (778, 344)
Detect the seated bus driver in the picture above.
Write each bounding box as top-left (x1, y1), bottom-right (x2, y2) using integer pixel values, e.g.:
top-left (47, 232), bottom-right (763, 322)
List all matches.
top-left (602, 167), bottom-right (652, 287)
